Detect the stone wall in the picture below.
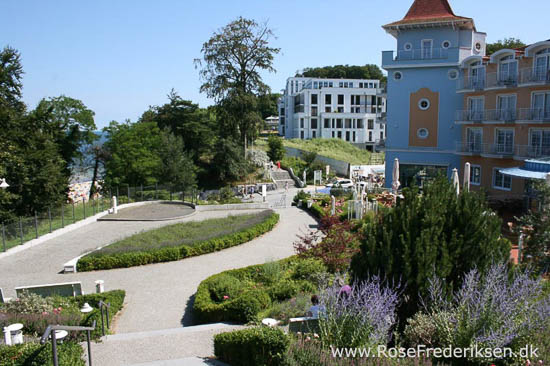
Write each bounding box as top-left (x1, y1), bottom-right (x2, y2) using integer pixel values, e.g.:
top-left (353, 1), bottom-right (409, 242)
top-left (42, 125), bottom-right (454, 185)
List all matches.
top-left (284, 147), bottom-right (350, 176)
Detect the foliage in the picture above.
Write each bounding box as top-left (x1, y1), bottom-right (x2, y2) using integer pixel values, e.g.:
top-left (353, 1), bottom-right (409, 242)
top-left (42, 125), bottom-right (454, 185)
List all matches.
top-left (260, 292), bottom-right (312, 325)
top-left (76, 290), bottom-right (126, 339)
top-left (405, 264), bottom-right (550, 364)
top-left (211, 138), bottom-right (251, 182)
top-left (283, 138), bottom-right (382, 165)
top-left (194, 257), bottom-right (325, 324)
top-left (267, 135), bottom-right (285, 162)
top-left (486, 38), bottom-right (526, 55)
top-left (258, 93), bottom-right (281, 120)
top-left (77, 211), bottom-right (279, 271)
top-left (296, 64), bottom-right (384, 80)
top-left (0, 342), bottom-right (85, 366)
top-left (295, 216), bottom-right (361, 273)
top-left (2, 291), bottom-right (55, 314)
top-left (317, 276), bottom-right (401, 349)
top-left (350, 177), bottom-right (511, 320)
top-left (158, 129), bottom-right (197, 189)
top-left (214, 326), bottom-right (289, 366)
top-left (514, 180), bottom-right (550, 273)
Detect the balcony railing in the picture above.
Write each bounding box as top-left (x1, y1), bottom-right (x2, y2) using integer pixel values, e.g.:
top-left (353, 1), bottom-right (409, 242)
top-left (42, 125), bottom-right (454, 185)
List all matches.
top-left (455, 109), bottom-right (517, 123)
top-left (457, 76), bottom-right (486, 91)
top-left (377, 112), bottom-right (387, 123)
top-left (456, 141), bottom-right (482, 154)
top-left (517, 108), bottom-right (550, 122)
top-left (519, 67), bottom-right (550, 84)
top-left (457, 72), bottom-right (518, 90)
top-left (515, 145), bottom-right (550, 159)
top-left (482, 143), bottom-right (515, 156)
top-left (396, 47), bottom-right (450, 61)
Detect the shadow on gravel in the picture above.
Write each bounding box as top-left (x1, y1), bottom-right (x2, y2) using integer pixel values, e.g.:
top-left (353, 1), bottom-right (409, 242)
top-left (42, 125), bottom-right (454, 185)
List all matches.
top-left (181, 294), bottom-right (196, 326)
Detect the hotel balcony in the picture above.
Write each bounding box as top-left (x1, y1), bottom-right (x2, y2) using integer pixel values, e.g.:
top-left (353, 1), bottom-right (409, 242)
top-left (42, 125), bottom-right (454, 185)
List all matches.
top-left (517, 108), bottom-right (550, 123)
top-left (382, 47), bottom-right (459, 68)
top-left (377, 112), bottom-right (387, 124)
top-left (518, 67), bottom-right (550, 85)
top-left (515, 145), bottom-right (550, 159)
top-left (455, 109), bottom-right (517, 124)
top-left (455, 142), bottom-right (482, 155)
top-left (481, 143), bottom-right (515, 158)
top-left (457, 72), bottom-right (518, 92)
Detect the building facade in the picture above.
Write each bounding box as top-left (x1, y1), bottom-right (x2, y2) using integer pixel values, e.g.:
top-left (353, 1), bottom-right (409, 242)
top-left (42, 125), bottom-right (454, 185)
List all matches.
top-left (456, 40), bottom-right (550, 200)
top-left (381, 0), bottom-right (486, 188)
top-left (278, 77), bottom-right (387, 150)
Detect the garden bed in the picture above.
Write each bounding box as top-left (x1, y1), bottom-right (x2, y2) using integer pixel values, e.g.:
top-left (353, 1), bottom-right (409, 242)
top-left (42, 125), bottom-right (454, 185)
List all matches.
top-left (77, 210), bottom-right (279, 271)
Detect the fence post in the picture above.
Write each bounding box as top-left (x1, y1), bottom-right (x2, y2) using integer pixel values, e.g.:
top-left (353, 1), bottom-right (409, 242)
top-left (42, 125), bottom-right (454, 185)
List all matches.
top-left (86, 330), bottom-right (92, 366)
top-left (170, 187), bottom-right (173, 202)
top-left (19, 217), bottom-right (23, 245)
top-left (140, 184), bottom-right (143, 202)
top-left (48, 206), bottom-right (52, 233)
top-left (61, 204), bottom-right (64, 228)
top-left (155, 183), bottom-right (158, 200)
top-left (51, 330), bottom-right (58, 366)
top-left (2, 222), bottom-right (5, 252)
top-left (72, 202), bottom-right (75, 223)
top-left (83, 199), bottom-right (86, 219)
top-left (34, 211), bottom-right (38, 239)
top-left (127, 185), bottom-right (130, 203)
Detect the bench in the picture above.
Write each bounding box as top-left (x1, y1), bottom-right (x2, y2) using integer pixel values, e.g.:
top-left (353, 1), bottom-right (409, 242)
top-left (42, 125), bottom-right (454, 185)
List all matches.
top-left (288, 317), bottom-right (319, 334)
top-left (15, 281), bottom-right (83, 298)
top-left (0, 288), bottom-right (12, 303)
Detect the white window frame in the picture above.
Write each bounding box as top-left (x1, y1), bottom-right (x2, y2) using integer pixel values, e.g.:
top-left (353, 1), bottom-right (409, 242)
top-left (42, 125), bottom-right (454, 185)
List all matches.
top-left (492, 168), bottom-right (512, 191)
top-left (498, 55), bottom-right (518, 83)
top-left (467, 96), bottom-right (485, 120)
top-left (421, 39), bottom-right (433, 59)
top-left (441, 40), bottom-right (451, 49)
top-left (534, 48), bottom-right (550, 76)
top-left (531, 90), bottom-right (550, 119)
top-left (494, 128), bottom-right (515, 154)
top-left (466, 127), bottom-right (483, 152)
top-left (469, 62), bottom-right (485, 88)
top-left (529, 128), bottom-right (550, 156)
top-left (496, 93), bottom-right (517, 121)
top-left (470, 164), bottom-right (481, 186)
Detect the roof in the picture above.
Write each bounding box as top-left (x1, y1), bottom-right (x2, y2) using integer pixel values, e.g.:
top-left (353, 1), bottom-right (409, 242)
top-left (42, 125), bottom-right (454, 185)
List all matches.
top-left (499, 167), bottom-right (549, 180)
top-left (383, 0), bottom-right (474, 31)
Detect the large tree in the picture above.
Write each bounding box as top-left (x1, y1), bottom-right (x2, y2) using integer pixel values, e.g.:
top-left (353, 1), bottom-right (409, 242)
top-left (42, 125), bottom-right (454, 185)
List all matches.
top-left (195, 17), bottom-right (280, 147)
top-left (486, 38), bottom-right (526, 55)
top-left (296, 64), bottom-right (384, 80)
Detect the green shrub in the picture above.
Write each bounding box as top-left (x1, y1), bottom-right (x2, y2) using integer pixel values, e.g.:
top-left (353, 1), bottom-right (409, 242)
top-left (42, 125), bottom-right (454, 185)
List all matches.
top-left (76, 290), bottom-right (125, 339)
top-left (3, 291), bottom-right (52, 314)
top-left (261, 293), bottom-right (312, 325)
top-left (135, 189), bottom-right (171, 201)
top-left (307, 203), bottom-right (325, 219)
top-left (78, 212), bottom-right (279, 271)
top-left (293, 190), bottom-right (310, 205)
top-left (214, 326), bottom-right (289, 366)
top-left (291, 258), bottom-right (327, 283)
top-left (224, 290), bottom-right (271, 323)
top-left (208, 274), bottom-right (245, 302)
top-left (0, 342), bottom-right (85, 366)
top-left (260, 260), bottom-right (284, 285)
top-left (268, 280), bottom-right (300, 302)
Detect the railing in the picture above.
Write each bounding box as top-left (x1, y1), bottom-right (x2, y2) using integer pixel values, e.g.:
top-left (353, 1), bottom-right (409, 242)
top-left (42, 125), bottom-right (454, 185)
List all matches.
top-left (456, 110), bottom-right (485, 122)
top-left (457, 71), bottom-right (518, 90)
top-left (455, 109), bottom-right (517, 123)
top-left (519, 67), bottom-right (550, 84)
top-left (515, 145), bottom-right (550, 159)
top-left (456, 141), bottom-right (482, 154)
top-left (99, 300), bottom-right (110, 336)
top-left (482, 143), bottom-right (515, 156)
top-left (40, 321), bottom-right (96, 366)
top-left (517, 108), bottom-right (550, 122)
top-left (457, 76), bottom-right (486, 91)
top-left (396, 47), bottom-right (450, 61)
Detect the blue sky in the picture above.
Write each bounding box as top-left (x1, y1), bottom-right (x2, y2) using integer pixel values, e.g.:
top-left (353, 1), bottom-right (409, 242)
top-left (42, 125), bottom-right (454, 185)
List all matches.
top-left (2, 0), bottom-right (549, 128)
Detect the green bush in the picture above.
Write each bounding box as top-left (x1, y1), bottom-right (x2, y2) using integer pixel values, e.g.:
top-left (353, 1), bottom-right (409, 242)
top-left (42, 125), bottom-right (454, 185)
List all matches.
top-left (307, 203), bottom-right (325, 219)
top-left (0, 342), bottom-right (85, 366)
top-left (260, 293), bottom-right (312, 325)
top-left (208, 274), bottom-right (245, 303)
top-left (224, 289), bottom-right (271, 323)
top-left (135, 189), bottom-right (171, 201)
top-left (268, 280), bottom-right (300, 302)
top-left (214, 326), bottom-right (289, 366)
top-left (77, 212), bottom-right (279, 271)
top-left (291, 258), bottom-right (327, 282)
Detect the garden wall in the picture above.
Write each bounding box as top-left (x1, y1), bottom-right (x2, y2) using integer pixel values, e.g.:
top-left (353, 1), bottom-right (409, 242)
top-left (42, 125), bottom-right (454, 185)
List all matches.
top-left (284, 147), bottom-right (350, 176)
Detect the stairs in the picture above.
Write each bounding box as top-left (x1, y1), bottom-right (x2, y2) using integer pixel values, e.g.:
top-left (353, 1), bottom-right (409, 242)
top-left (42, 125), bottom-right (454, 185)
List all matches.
top-left (271, 170), bottom-right (295, 189)
top-left (84, 323), bottom-right (243, 366)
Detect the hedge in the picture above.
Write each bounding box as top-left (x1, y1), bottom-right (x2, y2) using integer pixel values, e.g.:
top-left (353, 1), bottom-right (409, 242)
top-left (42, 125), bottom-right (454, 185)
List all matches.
top-left (77, 212), bottom-right (279, 271)
top-left (214, 326), bottom-right (289, 366)
top-left (76, 290), bottom-right (126, 339)
top-left (0, 342), bottom-right (85, 366)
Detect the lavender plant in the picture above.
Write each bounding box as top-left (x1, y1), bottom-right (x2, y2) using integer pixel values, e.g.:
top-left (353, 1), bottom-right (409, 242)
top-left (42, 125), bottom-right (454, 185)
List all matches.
top-left (318, 276), bottom-right (401, 349)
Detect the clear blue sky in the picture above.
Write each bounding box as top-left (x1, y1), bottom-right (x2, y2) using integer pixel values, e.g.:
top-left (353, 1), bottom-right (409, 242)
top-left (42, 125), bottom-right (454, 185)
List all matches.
top-left (2, 0), bottom-right (549, 128)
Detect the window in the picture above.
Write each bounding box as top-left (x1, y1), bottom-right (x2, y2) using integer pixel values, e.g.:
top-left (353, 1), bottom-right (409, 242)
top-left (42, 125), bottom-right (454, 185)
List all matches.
top-left (468, 97), bottom-right (484, 121)
top-left (351, 95), bottom-right (361, 105)
top-left (345, 131), bottom-right (350, 141)
top-left (442, 40), bottom-right (451, 49)
top-left (325, 94), bottom-right (332, 104)
top-left (368, 119), bottom-right (374, 129)
top-left (466, 127), bottom-right (482, 153)
top-left (497, 95), bottom-right (517, 121)
top-left (349, 82), bottom-right (353, 88)
top-left (311, 94), bottom-right (318, 105)
top-left (339, 82), bottom-right (343, 88)
top-left (337, 107), bottom-right (344, 113)
top-left (417, 128), bottom-right (429, 139)
top-left (529, 129), bottom-right (550, 157)
top-left (495, 129), bottom-right (514, 154)
top-left (359, 83), bottom-right (363, 88)
top-left (498, 55), bottom-right (518, 84)
top-left (329, 82), bottom-right (333, 87)
top-left (300, 118), bottom-right (304, 128)
top-left (493, 169), bottom-right (512, 190)
top-left (394, 71), bottom-right (402, 81)
top-left (532, 91), bottom-right (550, 120)
top-left (345, 119), bottom-right (352, 128)
top-left (313, 82), bottom-right (318, 89)
top-left (421, 39), bottom-right (433, 59)
top-left (336, 119), bottom-right (343, 128)
top-left (337, 131), bottom-right (342, 139)
top-left (324, 119), bottom-right (330, 128)
top-left (470, 165), bottom-right (481, 185)
top-left (368, 131), bottom-right (372, 142)
top-left (311, 118), bottom-right (318, 129)
top-left (380, 131), bottom-right (384, 140)
top-left (469, 62), bottom-right (485, 89)
top-left (300, 131), bottom-right (304, 139)
top-left (418, 98), bottom-right (430, 110)
top-left (325, 106), bottom-right (331, 112)
top-left (312, 131), bottom-right (316, 138)
top-left (338, 94), bottom-right (344, 105)
top-left (404, 42), bottom-right (412, 51)
top-left (353, 131), bottom-right (356, 142)
top-left (332, 131), bottom-right (335, 138)
top-left (311, 106), bottom-right (318, 116)
top-left (448, 69), bottom-right (458, 80)
top-left (535, 48), bottom-right (550, 82)
top-left (357, 119), bottom-right (364, 129)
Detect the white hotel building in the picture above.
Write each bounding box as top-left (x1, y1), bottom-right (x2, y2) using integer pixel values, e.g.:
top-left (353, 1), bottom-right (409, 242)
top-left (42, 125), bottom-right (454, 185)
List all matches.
top-left (278, 77), bottom-right (387, 150)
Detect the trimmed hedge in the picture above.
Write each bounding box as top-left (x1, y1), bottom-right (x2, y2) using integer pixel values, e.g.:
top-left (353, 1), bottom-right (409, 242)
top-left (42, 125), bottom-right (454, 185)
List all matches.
top-left (214, 326), bottom-right (289, 366)
top-left (77, 212), bottom-right (279, 271)
top-left (76, 290), bottom-right (126, 339)
top-left (194, 257), bottom-right (326, 324)
top-left (0, 342), bottom-right (85, 366)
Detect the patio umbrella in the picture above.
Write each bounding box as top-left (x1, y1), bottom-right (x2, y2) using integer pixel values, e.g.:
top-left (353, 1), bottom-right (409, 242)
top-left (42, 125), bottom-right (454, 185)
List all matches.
top-left (452, 168), bottom-right (460, 196)
top-left (547, 173), bottom-right (550, 186)
top-left (464, 162), bottom-right (471, 192)
top-left (392, 158), bottom-right (400, 194)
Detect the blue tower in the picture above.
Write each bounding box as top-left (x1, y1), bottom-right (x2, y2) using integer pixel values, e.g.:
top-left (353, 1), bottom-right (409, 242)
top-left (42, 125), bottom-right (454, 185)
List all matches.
top-left (381, 0), bottom-right (486, 188)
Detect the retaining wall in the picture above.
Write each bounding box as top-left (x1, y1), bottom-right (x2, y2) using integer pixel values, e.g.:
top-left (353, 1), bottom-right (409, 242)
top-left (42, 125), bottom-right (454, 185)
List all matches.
top-left (284, 147), bottom-right (350, 176)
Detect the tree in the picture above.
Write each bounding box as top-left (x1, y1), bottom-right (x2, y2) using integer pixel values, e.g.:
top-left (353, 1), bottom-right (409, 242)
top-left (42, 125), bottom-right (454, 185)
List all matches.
top-left (158, 129), bottom-right (197, 190)
top-left (486, 38), bottom-right (526, 55)
top-left (267, 135), bottom-right (285, 162)
top-left (350, 177), bottom-right (510, 321)
top-left (296, 64), bottom-right (384, 80)
top-left (211, 138), bottom-right (250, 182)
top-left (0, 46), bottom-right (25, 113)
top-left (257, 93), bottom-right (281, 120)
top-left (195, 17), bottom-right (280, 147)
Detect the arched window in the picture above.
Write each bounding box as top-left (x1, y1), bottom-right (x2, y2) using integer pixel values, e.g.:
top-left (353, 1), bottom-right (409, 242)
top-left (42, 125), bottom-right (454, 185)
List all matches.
top-left (469, 61), bottom-right (485, 89)
top-left (498, 54), bottom-right (518, 84)
top-left (535, 48), bottom-right (550, 81)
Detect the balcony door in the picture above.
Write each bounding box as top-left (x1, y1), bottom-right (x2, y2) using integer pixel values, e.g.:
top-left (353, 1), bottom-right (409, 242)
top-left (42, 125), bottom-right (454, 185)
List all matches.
top-left (421, 40), bottom-right (433, 59)
top-left (466, 127), bottom-right (482, 153)
top-left (469, 63), bottom-right (485, 89)
top-left (498, 56), bottom-right (518, 84)
top-left (497, 95), bottom-right (517, 121)
top-left (532, 92), bottom-right (550, 120)
top-left (495, 129), bottom-right (514, 154)
top-left (468, 97), bottom-right (484, 121)
top-left (529, 129), bottom-right (550, 158)
top-left (534, 48), bottom-right (550, 81)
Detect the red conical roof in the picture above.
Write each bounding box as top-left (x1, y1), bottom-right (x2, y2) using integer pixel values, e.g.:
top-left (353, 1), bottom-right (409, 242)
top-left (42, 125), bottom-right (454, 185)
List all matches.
top-left (383, 0), bottom-right (473, 29)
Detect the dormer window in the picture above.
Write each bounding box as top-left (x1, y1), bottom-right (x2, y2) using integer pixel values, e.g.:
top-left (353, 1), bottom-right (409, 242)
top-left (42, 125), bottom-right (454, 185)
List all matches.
top-left (498, 55), bottom-right (518, 84)
top-left (469, 61), bottom-right (485, 89)
top-left (535, 48), bottom-right (550, 81)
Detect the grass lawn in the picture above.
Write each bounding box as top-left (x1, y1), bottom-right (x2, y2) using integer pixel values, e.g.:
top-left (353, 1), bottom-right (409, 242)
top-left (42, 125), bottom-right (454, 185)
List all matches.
top-left (88, 210), bottom-right (275, 257)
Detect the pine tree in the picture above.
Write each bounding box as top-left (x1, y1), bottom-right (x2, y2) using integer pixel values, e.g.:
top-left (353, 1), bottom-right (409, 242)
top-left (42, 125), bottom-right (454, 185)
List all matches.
top-left (350, 177), bottom-right (510, 321)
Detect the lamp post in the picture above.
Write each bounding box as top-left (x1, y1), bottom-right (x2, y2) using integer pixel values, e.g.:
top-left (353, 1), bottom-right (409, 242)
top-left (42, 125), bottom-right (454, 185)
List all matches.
top-left (0, 178), bottom-right (8, 190)
top-left (1, 178), bottom-right (8, 252)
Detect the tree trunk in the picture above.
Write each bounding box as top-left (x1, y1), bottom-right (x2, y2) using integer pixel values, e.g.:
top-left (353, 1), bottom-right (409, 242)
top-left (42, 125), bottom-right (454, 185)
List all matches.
top-left (89, 151), bottom-right (100, 200)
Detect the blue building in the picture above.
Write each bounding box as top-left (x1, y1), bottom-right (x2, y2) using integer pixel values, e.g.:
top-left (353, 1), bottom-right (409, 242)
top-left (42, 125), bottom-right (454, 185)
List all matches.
top-left (381, 0), bottom-right (486, 188)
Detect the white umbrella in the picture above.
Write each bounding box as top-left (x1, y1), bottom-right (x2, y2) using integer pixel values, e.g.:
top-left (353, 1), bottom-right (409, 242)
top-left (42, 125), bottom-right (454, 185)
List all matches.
top-left (464, 162), bottom-right (471, 192)
top-left (546, 173), bottom-right (550, 186)
top-left (452, 168), bottom-right (460, 196)
top-left (392, 158), bottom-right (400, 194)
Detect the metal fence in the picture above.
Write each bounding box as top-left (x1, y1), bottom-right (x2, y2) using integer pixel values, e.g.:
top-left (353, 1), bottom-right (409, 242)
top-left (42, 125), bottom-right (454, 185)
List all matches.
top-left (1, 184), bottom-right (196, 253)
